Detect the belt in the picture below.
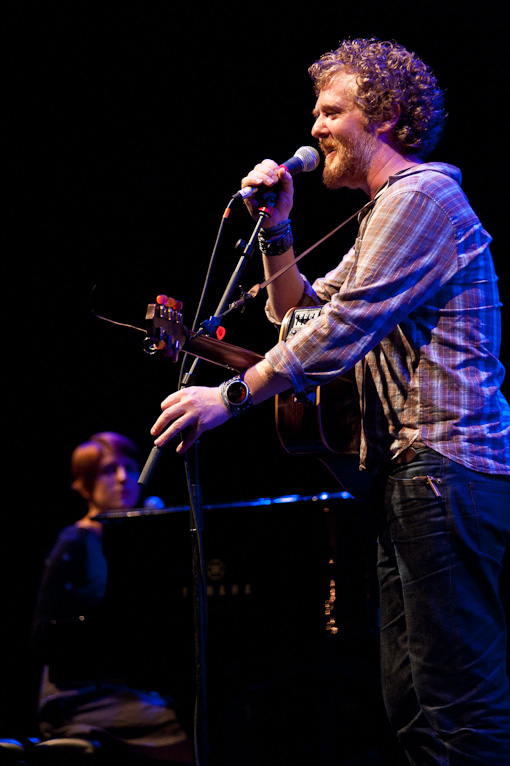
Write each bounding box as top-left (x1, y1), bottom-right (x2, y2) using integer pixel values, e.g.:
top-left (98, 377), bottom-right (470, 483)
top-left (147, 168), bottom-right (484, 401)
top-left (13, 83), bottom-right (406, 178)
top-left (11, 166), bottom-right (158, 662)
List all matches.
top-left (394, 442), bottom-right (427, 465)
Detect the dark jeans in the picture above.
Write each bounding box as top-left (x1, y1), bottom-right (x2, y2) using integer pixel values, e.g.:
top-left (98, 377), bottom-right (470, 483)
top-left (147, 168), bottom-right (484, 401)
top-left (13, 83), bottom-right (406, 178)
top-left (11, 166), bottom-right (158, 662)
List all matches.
top-left (375, 447), bottom-right (510, 765)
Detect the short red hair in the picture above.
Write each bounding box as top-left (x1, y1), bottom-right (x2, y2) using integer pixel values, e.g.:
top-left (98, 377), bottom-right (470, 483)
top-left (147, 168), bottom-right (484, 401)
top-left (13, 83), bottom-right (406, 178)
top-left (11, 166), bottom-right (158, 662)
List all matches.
top-left (71, 432), bottom-right (139, 497)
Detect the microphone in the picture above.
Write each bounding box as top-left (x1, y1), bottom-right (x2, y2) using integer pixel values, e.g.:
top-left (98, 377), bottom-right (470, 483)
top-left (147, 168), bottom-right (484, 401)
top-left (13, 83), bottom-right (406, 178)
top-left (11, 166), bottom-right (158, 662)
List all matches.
top-left (138, 446), bottom-right (162, 487)
top-left (233, 146), bottom-right (320, 200)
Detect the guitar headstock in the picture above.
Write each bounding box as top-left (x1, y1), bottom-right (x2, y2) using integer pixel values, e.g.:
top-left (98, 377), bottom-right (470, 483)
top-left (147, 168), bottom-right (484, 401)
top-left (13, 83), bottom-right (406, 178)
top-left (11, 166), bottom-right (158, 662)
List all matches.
top-left (143, 294), bottom-right (188, 362)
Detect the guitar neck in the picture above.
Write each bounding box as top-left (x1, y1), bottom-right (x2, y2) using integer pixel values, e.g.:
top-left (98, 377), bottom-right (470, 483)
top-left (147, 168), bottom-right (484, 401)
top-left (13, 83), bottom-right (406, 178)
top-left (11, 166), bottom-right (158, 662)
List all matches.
top-left (184, 333), bottom-right (264, 373)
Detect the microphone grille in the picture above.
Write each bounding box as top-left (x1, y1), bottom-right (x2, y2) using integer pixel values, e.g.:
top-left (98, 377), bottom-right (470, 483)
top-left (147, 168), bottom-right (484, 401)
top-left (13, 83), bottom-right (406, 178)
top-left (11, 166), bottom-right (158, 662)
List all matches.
top-left (294, 145), bottom-right (320, 173)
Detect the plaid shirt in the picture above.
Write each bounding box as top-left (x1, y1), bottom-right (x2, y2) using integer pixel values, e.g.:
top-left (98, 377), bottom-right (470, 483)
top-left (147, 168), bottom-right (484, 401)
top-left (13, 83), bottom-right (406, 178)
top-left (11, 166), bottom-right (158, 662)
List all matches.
top-left (265, 163), bottom-right (510, 474)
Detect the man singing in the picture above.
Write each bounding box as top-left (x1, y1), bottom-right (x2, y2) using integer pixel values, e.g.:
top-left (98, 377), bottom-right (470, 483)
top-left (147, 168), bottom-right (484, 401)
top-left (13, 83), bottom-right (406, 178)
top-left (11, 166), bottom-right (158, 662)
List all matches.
top-left (151, 38), bottom-right (510, 764)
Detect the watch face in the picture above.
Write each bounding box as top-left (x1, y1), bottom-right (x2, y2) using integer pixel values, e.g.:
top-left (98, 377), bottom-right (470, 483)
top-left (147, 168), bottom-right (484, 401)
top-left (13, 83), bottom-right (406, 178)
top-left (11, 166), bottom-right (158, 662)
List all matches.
top-left (228, 380), bottom-right (248, 405)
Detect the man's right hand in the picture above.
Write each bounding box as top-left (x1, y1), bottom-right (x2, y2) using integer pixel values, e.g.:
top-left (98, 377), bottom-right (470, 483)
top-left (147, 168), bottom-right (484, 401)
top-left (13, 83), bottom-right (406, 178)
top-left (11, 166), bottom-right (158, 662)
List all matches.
top-left (241, 159), bottom-right (294, 228)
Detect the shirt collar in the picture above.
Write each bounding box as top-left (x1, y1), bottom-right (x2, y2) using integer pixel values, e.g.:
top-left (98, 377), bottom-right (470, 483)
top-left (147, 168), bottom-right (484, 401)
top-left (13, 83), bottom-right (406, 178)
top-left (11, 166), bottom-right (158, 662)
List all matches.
top-left (358, 161), bottom-right (463, 223)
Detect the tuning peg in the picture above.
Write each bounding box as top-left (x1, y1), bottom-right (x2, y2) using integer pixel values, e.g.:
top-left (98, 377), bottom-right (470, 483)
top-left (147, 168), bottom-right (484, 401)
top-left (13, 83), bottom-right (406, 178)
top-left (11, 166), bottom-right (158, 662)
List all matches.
top-left (156, 294), bottom-right (183, 311)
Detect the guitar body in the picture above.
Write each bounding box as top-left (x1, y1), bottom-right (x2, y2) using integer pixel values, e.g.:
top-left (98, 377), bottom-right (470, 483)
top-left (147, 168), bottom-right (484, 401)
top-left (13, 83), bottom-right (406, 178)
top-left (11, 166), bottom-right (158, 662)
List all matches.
top-left (276, 370), bottom-right (361, 456)
top-left (275, 307), bottom-right (361, 456)
top-left (275, 307), bottom-right (373, 501)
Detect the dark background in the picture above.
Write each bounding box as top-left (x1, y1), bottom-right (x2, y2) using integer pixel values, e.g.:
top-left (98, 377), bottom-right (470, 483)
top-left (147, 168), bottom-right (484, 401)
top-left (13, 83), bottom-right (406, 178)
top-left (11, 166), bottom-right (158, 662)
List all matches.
top-left (5, 1), bottom-right (508, 763)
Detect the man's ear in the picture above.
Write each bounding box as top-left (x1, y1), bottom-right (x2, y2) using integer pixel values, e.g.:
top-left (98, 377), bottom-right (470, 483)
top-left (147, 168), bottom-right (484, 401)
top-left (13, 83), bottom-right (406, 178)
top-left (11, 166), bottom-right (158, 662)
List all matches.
top-left (376, 102), bottom-right (401, 135)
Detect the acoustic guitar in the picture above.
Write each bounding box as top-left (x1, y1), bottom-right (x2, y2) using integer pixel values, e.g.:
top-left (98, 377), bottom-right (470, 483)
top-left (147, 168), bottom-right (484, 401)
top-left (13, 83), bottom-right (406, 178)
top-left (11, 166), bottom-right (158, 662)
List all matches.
top-left (145, 297), bottom-right (372, 501)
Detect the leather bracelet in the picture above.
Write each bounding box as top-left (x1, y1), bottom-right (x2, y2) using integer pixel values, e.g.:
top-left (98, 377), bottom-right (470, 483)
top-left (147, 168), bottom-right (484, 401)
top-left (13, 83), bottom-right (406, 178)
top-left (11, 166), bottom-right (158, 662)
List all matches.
top-left (258, 222), bottom-right (294, 256)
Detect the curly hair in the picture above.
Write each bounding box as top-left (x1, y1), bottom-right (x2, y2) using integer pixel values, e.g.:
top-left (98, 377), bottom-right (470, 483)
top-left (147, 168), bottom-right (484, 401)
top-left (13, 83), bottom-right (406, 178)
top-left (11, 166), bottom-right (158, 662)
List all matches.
top-left (308, 38), bottom-right (446, 157)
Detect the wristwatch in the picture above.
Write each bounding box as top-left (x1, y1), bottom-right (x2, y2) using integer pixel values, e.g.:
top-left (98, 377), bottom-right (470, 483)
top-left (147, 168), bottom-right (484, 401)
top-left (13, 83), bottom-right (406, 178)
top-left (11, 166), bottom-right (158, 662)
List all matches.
top-left (219, 376), bottom-right (252, 417)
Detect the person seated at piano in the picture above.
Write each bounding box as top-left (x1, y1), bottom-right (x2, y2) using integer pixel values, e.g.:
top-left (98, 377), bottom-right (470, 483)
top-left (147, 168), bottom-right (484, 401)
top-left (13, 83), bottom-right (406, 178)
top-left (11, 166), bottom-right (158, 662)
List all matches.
top-left (31, 431), bottom-right (194, 765)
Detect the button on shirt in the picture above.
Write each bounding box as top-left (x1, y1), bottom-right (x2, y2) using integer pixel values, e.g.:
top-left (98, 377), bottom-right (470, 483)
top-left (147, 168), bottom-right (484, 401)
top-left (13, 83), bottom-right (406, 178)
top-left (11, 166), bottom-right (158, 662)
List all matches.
top-left (264, 163), bottom-right (510, 474)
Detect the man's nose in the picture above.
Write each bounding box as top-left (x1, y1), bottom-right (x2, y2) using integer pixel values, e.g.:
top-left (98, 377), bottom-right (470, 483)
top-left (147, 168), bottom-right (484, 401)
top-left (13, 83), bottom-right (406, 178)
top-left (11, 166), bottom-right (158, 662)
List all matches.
top-left (311, 114), bottom-right (327, 138)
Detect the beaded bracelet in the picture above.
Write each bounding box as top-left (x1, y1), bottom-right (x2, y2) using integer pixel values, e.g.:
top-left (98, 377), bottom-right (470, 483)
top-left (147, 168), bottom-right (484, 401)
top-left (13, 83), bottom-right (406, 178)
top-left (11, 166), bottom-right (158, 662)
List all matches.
top-left (263, 218), bottom-right (292, 235)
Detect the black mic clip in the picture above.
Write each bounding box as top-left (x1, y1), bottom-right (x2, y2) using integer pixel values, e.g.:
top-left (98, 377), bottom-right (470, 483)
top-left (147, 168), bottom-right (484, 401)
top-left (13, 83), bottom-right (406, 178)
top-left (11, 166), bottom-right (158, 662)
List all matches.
top-left (256, 187), bottom-right (278, 217)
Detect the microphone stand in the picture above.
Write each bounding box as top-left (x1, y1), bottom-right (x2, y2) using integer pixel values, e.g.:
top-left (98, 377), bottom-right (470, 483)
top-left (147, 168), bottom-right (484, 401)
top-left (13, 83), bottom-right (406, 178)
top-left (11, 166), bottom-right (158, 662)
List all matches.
top-left (212, 192), bottom-right (275, 319)
top-left (184, 201), bottom-right (274, 766)
top-left (183, 442), bottom-right (208, 766)
top-left (139, 198), bottom-right (274, 766)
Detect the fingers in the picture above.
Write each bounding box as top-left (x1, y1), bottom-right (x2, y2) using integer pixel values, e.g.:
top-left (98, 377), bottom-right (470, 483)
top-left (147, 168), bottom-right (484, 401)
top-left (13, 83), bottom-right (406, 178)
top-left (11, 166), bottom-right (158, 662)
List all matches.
top-left (276, 165), bottom-right (293, 190)
top-left (150, 386), bottom-right (230, 453)
top-left (151, 394), bottom-right (194, 448)
top-left (175, 423), bottom-right (200, 455)
top-left (241, 159), bottom-right (280, 191)
top-left (241, 159), bottom-right (294, 225)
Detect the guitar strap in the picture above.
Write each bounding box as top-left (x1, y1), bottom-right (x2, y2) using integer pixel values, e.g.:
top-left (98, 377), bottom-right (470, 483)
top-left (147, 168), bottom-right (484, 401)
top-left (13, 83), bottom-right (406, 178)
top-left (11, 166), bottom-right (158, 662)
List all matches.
top-left (246, 203), bottom-right (367, 301)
